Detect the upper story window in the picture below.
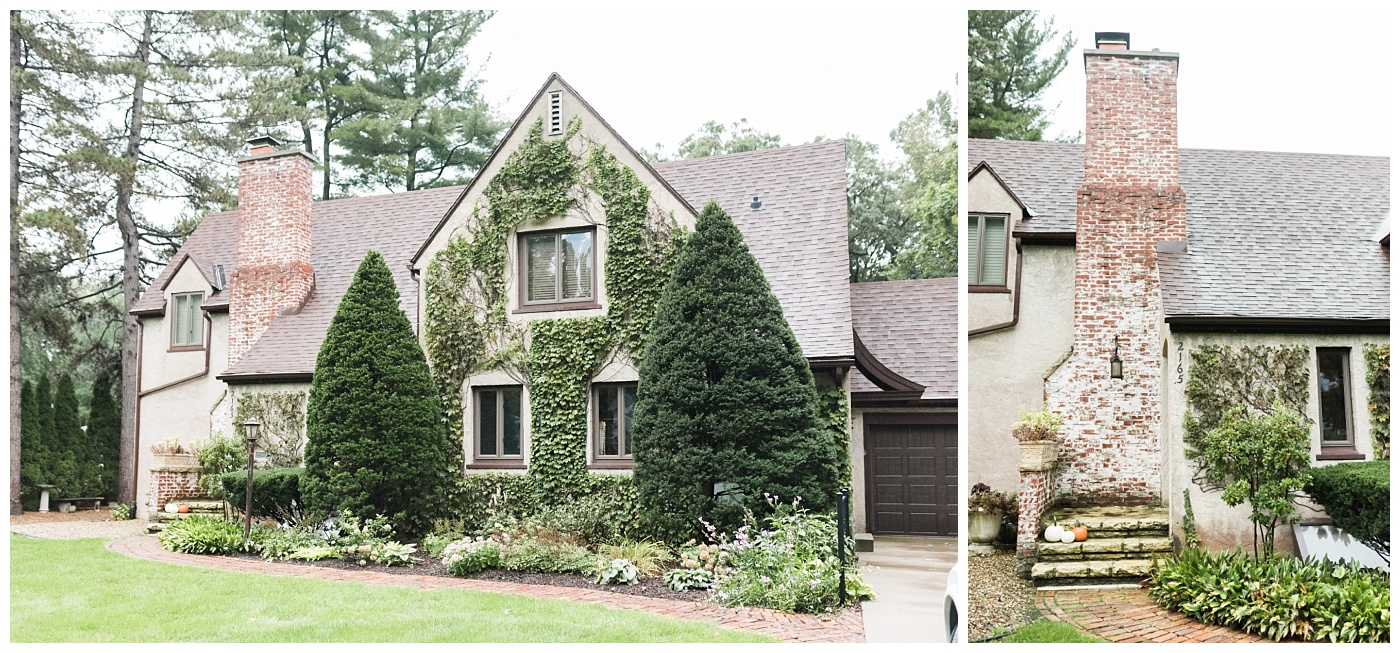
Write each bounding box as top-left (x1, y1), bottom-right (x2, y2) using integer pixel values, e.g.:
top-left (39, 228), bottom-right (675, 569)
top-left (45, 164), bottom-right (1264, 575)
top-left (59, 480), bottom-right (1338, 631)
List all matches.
top-left (521, 228), bottom-right (595, 308)
top-left (1316, 348), bottom-right (1353, 447)
top-left (595, 383), bottom-right (636, 459)
top-left (968, 213), bottom-right (1008, 287)
top-left (171, 292), bottom-right (204, 348)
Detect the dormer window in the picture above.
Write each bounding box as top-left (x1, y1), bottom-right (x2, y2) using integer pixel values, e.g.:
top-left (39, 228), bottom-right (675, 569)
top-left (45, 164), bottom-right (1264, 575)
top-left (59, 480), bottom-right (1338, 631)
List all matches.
top-left (520, 228), bottom-right (595, 309)
top-left (171, 292), bottom-right (204, 348)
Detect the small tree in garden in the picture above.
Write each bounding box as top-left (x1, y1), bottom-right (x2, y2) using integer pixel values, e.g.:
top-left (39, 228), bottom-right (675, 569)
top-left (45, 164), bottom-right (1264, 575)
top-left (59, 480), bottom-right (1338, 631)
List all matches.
top-left (1198, 404), bottom-right (1311, 557)
top-left (302, 251), bottom-right (448, 537)
top-left (632, 201), bottom-right (840, 544)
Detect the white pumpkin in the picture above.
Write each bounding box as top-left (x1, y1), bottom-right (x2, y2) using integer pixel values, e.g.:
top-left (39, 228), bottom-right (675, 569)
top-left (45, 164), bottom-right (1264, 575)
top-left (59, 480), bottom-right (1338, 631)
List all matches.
top-left (1044, 524), bottom-right (1064, 542)
top-left (165, 503), bottom-right (178, 513)
top-left (1060, 529), bottom-right (1076, 543)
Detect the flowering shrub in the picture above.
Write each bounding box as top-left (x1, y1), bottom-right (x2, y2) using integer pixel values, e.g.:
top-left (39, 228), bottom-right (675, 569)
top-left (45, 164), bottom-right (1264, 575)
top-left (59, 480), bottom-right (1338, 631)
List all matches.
top-left (257, 523), bottom-right (325, 560)
top-left (705, 496), bottom-right (874, 613)
top-left (663, 567), bottom-right (714, 591)
top-left (443, 536), bottom-right (501, 576)
top-left (285, 545), bottom-right (341, 561)
top-left (593, 558), bottom-right (640, 585)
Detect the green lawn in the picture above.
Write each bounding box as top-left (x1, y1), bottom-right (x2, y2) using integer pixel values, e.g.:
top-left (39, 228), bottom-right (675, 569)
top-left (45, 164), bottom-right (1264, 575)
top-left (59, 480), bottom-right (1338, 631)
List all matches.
top-left (9, 535), bottom-right (774, 643)
top-left (1001, 619), bottom-right (1106, 643)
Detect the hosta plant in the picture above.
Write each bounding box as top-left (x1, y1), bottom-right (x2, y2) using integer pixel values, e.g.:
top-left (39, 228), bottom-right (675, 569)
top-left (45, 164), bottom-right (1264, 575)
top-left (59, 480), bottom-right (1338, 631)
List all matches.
top-left (594, 558), bottom-right (640, 586)
top-left (663, 567), bottom-right (714, 592)
top-left (158, 515), bottom-right (249, 556)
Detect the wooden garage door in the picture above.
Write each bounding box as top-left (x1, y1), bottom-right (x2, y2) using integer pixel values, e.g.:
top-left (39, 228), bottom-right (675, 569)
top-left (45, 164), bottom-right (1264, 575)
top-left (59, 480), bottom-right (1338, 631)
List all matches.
top-left (867, 419), bottom-right (957, 535)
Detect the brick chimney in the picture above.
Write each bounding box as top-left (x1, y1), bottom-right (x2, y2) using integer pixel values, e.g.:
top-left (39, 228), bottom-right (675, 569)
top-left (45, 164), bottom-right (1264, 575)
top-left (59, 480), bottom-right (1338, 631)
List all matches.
top-left (227, 136), bottom-right (316, 366)
top-left (1044, 34), bottom-right (1186, 506)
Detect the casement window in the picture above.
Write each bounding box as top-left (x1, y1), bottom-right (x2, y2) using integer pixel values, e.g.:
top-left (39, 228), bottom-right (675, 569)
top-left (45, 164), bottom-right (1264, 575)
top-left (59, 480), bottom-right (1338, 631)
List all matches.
top-left (521, 228), bottom-right (595, 307)
top-left (594, 383), bottom-right (636, 459)
top-left (1316, 348), bottom-right (1354, 448)
top-left (968, 213), bottom-right (1009, 287)
top-left (170, 292), bottom-right (204, 347)
top-left (476, 386), bottom-right (523, 459)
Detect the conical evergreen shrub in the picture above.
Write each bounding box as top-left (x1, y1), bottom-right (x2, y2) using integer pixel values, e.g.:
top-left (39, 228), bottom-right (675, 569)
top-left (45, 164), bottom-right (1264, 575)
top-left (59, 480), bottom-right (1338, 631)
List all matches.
top-left (88, 375), bottom-right (122, 499)
top-left (632, 201), bottom-right (840, 544)
top-left (302, 250), bottom-right (448, 537)
top-left (51, 375), bottom-right (83, 495)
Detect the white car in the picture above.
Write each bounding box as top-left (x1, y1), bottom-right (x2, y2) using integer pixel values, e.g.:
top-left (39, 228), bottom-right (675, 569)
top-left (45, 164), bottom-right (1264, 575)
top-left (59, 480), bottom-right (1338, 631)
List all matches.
top-left (944, 558), bottom-right (966, 643)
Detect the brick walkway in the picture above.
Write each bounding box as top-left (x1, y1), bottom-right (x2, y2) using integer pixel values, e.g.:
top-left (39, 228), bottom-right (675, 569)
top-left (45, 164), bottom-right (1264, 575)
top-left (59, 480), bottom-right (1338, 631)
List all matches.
top-left (1035, 587), bottom-right (1272, 643)
top-left (108, 535), bottom-right (863, 643)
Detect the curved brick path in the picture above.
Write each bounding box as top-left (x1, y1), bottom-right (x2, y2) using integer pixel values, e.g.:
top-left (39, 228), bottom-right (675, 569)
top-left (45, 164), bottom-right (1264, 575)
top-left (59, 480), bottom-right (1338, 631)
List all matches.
top-left (108, 535), bottom-right (863, 643)
top-left (1035, 587), bottom-right (1272, 643)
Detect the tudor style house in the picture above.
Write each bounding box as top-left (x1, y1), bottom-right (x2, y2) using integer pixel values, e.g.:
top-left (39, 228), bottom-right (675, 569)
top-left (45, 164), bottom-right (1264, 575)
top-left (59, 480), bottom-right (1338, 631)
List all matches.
top-left (129, 74), bottom-right (957, 538)
top-left (968, 33), bottom-right (1389, 582)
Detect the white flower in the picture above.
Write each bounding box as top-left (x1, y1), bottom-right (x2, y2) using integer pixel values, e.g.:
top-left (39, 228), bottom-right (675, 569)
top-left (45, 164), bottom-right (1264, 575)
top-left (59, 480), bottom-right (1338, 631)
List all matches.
top-left (760, 576), bottom-right (770, 584)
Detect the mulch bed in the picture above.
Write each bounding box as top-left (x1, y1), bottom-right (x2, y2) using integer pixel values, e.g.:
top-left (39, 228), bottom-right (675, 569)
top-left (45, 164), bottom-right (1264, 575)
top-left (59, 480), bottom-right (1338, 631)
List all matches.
top-left (226, 551), bottom-right (707, 603)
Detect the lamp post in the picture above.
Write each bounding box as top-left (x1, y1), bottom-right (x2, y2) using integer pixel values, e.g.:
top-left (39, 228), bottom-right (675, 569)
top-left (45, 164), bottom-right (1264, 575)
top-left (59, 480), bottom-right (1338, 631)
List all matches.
top-left (242, 417), bottom-right (261, 541)
top-left (836, 489), bottom-right (849, 604)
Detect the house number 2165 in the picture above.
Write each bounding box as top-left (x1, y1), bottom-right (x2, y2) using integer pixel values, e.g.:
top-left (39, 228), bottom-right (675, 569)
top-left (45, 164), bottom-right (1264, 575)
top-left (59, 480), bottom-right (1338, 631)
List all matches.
top-left (1175, 341), bottom-right (1184, 384)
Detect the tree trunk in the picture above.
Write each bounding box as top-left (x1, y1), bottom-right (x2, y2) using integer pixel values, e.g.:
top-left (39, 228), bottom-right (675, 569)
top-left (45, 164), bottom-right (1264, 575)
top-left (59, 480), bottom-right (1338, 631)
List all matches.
top-left (117, 10), bottom-right (153, 507)
top-left (10, 9), bottom-right (25, 515)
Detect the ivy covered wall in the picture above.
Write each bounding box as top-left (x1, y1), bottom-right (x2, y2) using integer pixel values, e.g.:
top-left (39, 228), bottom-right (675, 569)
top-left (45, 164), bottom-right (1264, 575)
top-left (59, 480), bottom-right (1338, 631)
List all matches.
top-left (1364, 344), bottom-right (1389, 460)
top-left (423, 117), bottom-right (686, 496)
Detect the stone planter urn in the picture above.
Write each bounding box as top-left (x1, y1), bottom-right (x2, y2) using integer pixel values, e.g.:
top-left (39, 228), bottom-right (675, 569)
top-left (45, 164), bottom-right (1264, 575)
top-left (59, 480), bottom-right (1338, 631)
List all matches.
top-left (1018, 440), bottom-right (1058, 472)
top-left (968, 510), bottom-right (1003, 555)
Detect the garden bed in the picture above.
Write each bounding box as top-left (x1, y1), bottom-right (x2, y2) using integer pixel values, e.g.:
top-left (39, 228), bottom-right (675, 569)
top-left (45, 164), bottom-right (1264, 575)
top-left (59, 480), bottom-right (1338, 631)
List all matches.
top-left (225, 549), bottom-right (709, 603)
top-left (967, 547), bottom-right (1037, 641)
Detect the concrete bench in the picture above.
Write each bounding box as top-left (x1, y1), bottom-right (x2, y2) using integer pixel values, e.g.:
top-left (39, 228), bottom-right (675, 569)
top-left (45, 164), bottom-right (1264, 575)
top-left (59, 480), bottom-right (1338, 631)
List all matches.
top-left (53, 497), bottom-right (104, 513)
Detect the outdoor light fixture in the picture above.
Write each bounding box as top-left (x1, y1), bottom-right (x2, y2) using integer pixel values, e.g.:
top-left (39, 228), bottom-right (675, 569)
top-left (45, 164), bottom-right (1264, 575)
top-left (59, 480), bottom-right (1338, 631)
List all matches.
top-left (1110, 336), bottom-right (1123, 379)
top-left (242, 417), bottom-right (261, 540)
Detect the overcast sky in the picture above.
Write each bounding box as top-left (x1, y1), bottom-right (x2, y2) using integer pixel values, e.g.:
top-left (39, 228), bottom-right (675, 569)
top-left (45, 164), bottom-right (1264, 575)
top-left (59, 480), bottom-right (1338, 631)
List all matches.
top-left (1034, 10), bottom-right (1391, 156)
top-left (468, 9), bottom-right (963, 160)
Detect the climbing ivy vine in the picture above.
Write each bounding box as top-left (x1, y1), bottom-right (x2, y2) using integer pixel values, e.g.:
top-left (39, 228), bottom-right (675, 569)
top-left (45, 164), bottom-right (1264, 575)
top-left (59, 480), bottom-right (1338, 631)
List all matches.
top-left (423, 117), bottom-right (684, 493)
top-left (232, 391), bottom-right (309, 468)
top-left (1364, 344), bottom-right (1389, 460)
top-left (816, 384), bottom-right (851, 489)
top-left (1183, 343), bottom-right (1309, 491)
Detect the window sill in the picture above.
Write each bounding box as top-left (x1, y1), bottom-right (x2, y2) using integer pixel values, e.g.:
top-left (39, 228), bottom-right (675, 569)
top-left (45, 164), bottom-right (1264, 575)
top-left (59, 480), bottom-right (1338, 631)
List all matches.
top-left (168, 344), bottom-right (206, 353)
top-left (968, 285), bottom-right (1011, 294)
top-left (1315, 447), bottom-right (1365, 461)
top-left (514, 301), bottom-right (601, 314)
top-left (588, 458), bottom-right (634, 470)
top-left (466, 460), bottom-right (526, 470)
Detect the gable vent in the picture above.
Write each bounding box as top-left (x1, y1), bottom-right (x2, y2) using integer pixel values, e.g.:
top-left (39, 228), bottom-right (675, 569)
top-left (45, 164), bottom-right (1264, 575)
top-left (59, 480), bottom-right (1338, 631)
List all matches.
top-left (548, 91), bottom-right (563, 135)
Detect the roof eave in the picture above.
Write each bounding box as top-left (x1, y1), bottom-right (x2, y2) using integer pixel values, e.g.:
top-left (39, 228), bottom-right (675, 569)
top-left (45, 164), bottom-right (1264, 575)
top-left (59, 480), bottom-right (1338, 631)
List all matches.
top-left (1166, 316), bottom-right (1390, 334)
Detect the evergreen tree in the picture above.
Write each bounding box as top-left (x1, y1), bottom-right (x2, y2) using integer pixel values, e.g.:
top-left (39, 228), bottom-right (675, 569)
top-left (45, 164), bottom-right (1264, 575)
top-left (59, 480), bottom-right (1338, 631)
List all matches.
top-left (301, 251), bottom-right (448, 537)
top-left (968, 10), bottom-right (1075, 141)
top-left (33, 374), bottom-right (54, 479)
top-left (51, 374), bottom-right (83, 495)
top-left (19, 380), bottom-right (43, 504)
top-left (87, 375), bottom-right (121, 499)
top-left (632, 201), bottom-right (840, 544)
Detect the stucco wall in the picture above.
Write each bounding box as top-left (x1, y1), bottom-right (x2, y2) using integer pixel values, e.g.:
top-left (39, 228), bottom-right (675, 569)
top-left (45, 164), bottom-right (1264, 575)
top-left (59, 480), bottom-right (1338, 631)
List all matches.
top-left (135, 260), bottom-right (229, 519)
top-left (968, 245), bottom-right (1076, 493)
top-left (1163, 330), bottom-right (1388, 555)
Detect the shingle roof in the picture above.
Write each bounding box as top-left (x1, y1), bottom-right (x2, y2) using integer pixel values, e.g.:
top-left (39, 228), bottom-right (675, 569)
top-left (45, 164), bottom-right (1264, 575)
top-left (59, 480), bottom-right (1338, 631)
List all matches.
top-left (139, 139), bottom-right (855, 378)
top-left (968, 139), bottom-right (1391, 321)
top-left (653, 140), bottom-right (853, 359)
top-left (849, 278), bottom-right (957, 400)
top-left (133, 212), bottom-right (239, 313)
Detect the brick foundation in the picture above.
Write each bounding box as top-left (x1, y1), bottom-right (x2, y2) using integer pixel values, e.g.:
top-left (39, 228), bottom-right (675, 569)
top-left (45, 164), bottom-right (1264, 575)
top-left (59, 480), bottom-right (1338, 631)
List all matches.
top-left (1016, 462), bottom-right (1057, 577)
top-left (149, 467), bottom-right (203, 514)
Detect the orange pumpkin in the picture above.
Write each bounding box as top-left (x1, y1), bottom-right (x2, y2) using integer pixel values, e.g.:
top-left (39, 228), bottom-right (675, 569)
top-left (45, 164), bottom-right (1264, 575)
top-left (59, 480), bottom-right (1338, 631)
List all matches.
top-left (1073, 524), bottom-right (1088, 541)
top-left (177, 504), bottom-right (190, 514)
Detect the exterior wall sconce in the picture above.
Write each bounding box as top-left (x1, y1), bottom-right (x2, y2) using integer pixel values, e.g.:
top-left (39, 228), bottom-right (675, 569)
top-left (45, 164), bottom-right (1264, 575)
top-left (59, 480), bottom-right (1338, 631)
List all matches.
top-left (1110, 336), bottom-right (1123, 379)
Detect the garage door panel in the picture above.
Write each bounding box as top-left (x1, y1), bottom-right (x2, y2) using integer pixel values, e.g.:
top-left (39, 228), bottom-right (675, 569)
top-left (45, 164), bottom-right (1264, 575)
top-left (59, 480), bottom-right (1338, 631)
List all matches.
top-left (868, 420), bottom-right (957, 536)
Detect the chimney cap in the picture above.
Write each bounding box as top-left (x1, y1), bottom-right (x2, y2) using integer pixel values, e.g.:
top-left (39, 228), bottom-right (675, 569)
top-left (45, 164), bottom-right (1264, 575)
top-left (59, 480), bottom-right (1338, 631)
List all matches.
top-left (247, 135), bottom-right (282, 152)
top-left (1094, 32), bottom-right (1131, 50)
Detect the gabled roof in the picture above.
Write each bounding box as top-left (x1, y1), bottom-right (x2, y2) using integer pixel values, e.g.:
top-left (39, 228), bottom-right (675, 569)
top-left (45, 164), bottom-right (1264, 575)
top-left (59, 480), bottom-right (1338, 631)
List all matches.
top-left (849, 277), bottom-right (957, 400)
top-left (968, 160), bottom-right (1034, 220)
top-left (968, 138), bottom-right (1391, 323)
top-left (653, 140), bottom-right (853, 359)
top-left (132, 211), bottom-right (240, 315)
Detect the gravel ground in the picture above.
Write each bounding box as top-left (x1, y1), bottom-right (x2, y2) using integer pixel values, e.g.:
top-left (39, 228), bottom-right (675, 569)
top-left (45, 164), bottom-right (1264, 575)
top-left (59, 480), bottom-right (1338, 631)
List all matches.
top-left (10, 508), bottom-right (147, 540)
top-left (967, 549), bottom-right (1038, 641)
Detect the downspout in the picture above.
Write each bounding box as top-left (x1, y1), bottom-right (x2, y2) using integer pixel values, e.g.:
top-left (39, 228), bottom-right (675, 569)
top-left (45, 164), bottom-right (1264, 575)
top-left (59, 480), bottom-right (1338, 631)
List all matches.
top-left (138, 311), bottom-right (213, 397)
top-left (968, 238), bottom-right (1024, 337)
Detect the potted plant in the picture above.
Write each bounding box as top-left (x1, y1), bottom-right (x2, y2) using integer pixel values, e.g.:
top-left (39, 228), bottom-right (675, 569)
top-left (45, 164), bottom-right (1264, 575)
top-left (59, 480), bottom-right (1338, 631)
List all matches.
top-left (968, 483), bottom-right (1016, 555)
top-left (1012, 410), bottom-right (1063, 471)
top-left (151, 437), bottom-right (197, 469)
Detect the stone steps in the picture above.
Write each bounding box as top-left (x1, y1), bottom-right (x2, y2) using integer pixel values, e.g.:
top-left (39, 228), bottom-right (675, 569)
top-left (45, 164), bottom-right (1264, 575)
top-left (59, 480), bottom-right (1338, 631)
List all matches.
top-left (1038, 536), bottom-right (1173, 561)
top-left (1034, 505), bottom-right (1171, 586)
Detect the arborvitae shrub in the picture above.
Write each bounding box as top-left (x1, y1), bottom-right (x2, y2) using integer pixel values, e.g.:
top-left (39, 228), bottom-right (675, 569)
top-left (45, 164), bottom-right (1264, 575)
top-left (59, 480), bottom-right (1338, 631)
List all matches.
top-left (87, 375), bottom-right (122, 499)
top-left (632, 201), bottom-right (840, 544)
top-left (51, 375), bottom-right (84, 496)
top-left (301, 251), bottom-right (449, 537)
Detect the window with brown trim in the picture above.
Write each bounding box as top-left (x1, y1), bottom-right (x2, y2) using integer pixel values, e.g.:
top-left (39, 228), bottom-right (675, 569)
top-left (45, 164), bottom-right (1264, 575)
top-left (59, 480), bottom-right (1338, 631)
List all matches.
top-left (171, 292), bottom-right (204, 347)
top-left (521, 228), bottom-right (595, 307)
top-left (968, 213), bottom-right (1008, 287)
top-left (594, 383), bottom-right (636, 459)
top-left (476, 386), bottom-right (523, 459)
top-left (1316, 348), bottom-right (1353, 448)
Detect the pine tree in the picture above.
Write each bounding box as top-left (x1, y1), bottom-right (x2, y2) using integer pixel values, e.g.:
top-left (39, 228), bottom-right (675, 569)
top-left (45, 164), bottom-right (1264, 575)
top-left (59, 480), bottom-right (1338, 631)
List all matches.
top-left (968, 10), bottom-right (1076, 141)
top-left (632, 201), bottom-right (841, 544)
top-left (301, 251), bottom-right (448, 537)
top-left (87, 375), bottom-right (121, 499)
top-left (51, 374), bottom-right (82, 495)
